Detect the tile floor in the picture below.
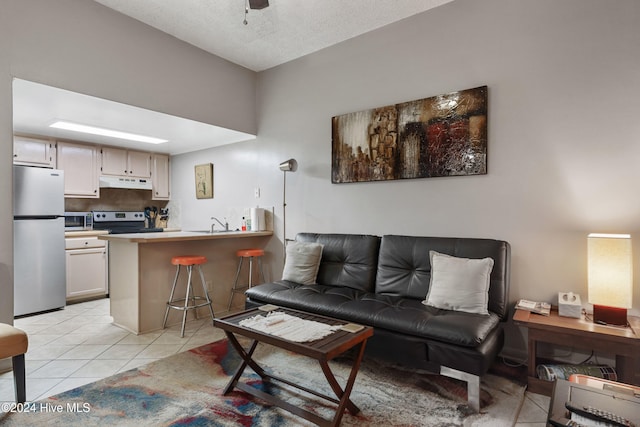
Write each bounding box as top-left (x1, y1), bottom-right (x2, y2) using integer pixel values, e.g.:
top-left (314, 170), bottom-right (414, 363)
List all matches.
top-left (1, 298), bottom-right (550, 424)
top-left (0, 298), bottom-right (225, 405)
top-left (515, 391), bottom-right (551, 427)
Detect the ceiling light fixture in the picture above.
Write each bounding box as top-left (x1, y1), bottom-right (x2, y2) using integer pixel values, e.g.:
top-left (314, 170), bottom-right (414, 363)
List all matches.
top-left (243, 0), bottom-right (269, 25)
top-left (49, 121), bottom-right (168, 144)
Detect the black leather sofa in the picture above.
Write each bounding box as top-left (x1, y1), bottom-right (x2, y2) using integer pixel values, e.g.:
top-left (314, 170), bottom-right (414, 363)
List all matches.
top-left (245, 233), bottom-right (511, 411)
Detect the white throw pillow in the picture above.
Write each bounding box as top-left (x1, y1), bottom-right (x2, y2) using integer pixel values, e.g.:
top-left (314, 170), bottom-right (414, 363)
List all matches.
top-left (281, 241), bottom-right (324, 285)
top-left (422, 250), bottom-right (494, 315)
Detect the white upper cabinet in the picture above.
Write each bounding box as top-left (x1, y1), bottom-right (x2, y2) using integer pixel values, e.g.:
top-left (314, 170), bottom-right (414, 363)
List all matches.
top-left (19, 137), bottom-right (166, 199)
top-left (128, 150), bottom-right (152, 178)
top-left (151, 154), bottom-right (171, 200)
top-left (101, 147), bottom-right (151, 178)
top-left (56, 141), bottom-right (100, 198)
top-left (100, 147), bottom-right (128, 176)
top-left (13, 136), bottom-right (56, 168)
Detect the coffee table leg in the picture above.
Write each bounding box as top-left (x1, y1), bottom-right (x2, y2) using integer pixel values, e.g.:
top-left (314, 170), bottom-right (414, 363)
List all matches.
top-left (320, 340), bottom-right (367, 425)
top-left (223, 332), bottom-right (266, 395)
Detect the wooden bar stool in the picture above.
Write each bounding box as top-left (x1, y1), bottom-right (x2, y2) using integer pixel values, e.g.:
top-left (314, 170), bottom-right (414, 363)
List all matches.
top-left (0, 324), bottom-right (29, 403)
top-left (163, 255), bottom-right (215, 337)
top-left (227, 248), bottom-right (266, 311)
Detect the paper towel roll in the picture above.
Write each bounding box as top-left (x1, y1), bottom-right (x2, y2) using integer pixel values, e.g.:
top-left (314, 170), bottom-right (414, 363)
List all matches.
top-left (250, 208), bottom-right (265, 231)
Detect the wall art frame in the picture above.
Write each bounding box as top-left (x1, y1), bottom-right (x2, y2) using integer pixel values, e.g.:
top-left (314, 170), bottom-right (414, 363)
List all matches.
top-left (195, 163), bottom-right (214, 199)
top-left (331, 86), bottom-right (488, 184)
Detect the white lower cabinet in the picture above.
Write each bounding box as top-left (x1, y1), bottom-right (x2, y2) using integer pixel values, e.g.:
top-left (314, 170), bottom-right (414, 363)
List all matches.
top-left (65, 237), bottom-right (108, 301)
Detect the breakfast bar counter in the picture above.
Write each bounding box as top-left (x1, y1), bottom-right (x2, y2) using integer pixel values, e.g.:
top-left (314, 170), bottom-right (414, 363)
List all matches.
top-left (99, 231), bottom-right (273, 334)
top-left (100, 230), bottom-right (272, 243)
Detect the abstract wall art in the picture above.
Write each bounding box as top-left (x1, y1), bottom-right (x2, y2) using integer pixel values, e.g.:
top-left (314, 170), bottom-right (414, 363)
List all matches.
top-left (331, 86), bottom-right (487, 183)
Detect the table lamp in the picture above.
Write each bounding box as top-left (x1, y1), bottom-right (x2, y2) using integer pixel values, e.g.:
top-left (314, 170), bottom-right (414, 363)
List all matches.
top-left (587, 233), bottom-right (633, 326)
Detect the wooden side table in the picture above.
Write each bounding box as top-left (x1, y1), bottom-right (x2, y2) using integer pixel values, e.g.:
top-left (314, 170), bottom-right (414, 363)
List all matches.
top-left (513, 308), bottom-right (640, 396)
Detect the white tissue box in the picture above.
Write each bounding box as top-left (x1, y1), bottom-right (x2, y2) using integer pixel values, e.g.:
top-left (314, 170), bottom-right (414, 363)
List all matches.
top-left (558, 292), bottom-right (582, 318)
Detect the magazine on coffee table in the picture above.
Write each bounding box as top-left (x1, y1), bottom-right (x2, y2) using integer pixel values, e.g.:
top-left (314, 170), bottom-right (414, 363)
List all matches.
top-left (516, 299), bottom-right (551, 316)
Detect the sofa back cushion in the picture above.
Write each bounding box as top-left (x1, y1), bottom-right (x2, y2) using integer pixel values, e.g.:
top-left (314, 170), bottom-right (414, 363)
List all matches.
top-left (296, 233), bottom-right (381, 292)
top-left (375, 235), bottom-right (511, 320)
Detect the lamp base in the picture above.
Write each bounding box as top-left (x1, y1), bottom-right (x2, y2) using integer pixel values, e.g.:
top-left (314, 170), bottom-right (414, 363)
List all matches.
top-left (593, 305), bottom-right (628, 326)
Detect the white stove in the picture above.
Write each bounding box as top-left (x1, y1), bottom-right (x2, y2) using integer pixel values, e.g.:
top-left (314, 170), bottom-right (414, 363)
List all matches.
top-left (92, 211), bottom-right (163, 234)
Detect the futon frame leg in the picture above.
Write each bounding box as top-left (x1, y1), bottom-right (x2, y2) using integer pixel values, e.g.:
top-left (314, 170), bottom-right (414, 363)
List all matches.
top-left (440, 366), bottom-right (480, 413)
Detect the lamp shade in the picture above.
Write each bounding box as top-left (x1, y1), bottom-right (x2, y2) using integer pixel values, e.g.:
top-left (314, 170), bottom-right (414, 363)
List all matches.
top-left (279, 159), bottom-right (297, 172)
top-left (587, 233), bottom-right (633, 309)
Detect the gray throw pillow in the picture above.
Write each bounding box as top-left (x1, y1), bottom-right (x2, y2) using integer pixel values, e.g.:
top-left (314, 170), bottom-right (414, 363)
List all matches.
top-left (282, 241), bottom-right (324, 285)
top-left (422, 250), bottom-right (494, 315)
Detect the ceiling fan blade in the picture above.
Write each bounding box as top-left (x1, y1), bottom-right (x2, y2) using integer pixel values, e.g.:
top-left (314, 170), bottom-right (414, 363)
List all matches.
top-left (248, 0), bottom-right (269, 10)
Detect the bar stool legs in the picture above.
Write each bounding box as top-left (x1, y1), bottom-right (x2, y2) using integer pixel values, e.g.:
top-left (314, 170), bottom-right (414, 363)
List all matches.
top-left (163, 255), bottom-right (215, 337)
top-left (227, 249), bottom-right (266, 312)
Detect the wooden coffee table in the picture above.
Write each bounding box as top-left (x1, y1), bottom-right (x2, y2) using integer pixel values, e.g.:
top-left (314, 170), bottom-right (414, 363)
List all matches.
top-left (214, 306), bottom-right (373, 427)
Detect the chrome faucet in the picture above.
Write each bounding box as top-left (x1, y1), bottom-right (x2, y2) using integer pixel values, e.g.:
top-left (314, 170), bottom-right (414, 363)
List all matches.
top-left (211, 216), bottom-right (229, 232)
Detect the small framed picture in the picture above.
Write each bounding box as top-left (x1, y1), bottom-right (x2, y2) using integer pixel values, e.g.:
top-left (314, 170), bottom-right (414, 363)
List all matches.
top-left (194, 163), bottom-right (213, 199)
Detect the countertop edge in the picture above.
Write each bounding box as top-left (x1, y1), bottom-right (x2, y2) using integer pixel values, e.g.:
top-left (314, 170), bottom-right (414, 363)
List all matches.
top-left (65, 230), bottom-right (110, 238)
top-left (98, 230), bottom-right (273, 243)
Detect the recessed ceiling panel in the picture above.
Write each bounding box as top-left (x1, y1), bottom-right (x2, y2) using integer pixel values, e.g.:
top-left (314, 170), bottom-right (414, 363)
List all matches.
top-left (12, 79), bottom-right (255, 155)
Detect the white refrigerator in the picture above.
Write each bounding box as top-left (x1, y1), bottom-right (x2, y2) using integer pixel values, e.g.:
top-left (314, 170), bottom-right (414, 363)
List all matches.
top-left (13, 165), bottom-right (66, 316)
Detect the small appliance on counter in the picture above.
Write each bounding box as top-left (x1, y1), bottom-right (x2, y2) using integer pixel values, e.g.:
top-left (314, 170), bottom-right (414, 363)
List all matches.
top-left (64, 211), bottom-right (93, 231)
top-left (92, 211), bottom-right (164, 234)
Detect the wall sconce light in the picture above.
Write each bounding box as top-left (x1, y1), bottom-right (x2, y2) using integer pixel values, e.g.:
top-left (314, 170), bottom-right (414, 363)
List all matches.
top-left (587, 233), bottom-right (633, 326)
top-left (280, 159), bottom-right (297, 257)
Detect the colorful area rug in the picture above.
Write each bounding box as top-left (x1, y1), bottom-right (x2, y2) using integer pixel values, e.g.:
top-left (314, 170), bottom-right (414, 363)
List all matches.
top-left (0, 339), bottom-right (525, 426)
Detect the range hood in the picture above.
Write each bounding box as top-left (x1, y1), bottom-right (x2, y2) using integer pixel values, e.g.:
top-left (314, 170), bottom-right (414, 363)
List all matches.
top-left (99, 176), bottom-right (152, 190)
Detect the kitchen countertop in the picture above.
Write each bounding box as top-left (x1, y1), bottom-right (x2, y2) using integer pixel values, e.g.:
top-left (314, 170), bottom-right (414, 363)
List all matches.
top-left (98, 230), bottom-right (273, 243)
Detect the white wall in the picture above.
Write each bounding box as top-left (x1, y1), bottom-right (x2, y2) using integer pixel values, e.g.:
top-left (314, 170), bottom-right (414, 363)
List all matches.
top-left (0, 0), bottom-right (256, 324)
top-left (171, 0), bottom-right (640, 358)
top-left (1, 0), bottom-right (637, 360)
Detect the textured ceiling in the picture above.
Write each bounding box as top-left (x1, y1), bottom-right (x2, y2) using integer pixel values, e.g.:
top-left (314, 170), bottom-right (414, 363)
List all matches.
top-left (93, 0), bottom-right (455, 71)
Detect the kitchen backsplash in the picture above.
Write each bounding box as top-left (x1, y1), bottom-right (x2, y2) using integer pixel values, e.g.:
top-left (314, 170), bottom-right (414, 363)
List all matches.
top-left (167, 203), bottom-right (274, 232)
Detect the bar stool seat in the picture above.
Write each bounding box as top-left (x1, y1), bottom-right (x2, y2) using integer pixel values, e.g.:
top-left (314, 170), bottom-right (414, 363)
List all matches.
top-left (163, 255), bottom-right (215, 337)
top-left (0, 323), bottom-right (28, 403)
top-left (236, 249), bottom-right (264, 258)
top-left (172, 255), bottom-right (207, 266)
top-left (227, 248), bottom-right (266, 311)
